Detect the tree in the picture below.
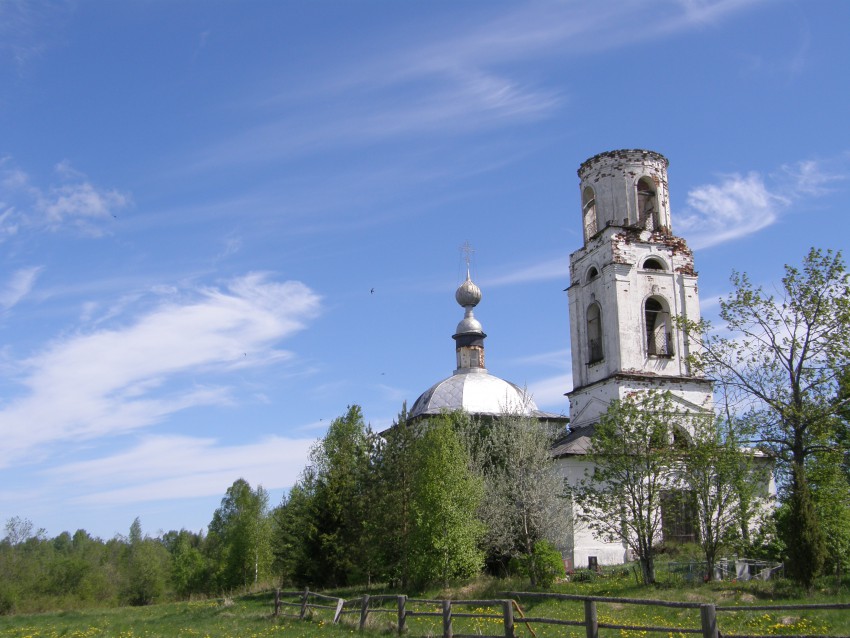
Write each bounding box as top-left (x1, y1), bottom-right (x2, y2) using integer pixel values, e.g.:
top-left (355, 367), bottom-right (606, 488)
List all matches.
top-left (372, 404), bottom-right (418, 587)
top-left (121, 518), bottom-right (169, 606)
top-left (677, 415), bottom-right (768, 580)
top-left (271, 467), bottom-right (317, 586)
top-left (409, 415), bottom-right (485, 587)
top-left (806, 450), bottom-right (850, 576)
top-left (208, 479), bottom-right (272, 590)
top-left (570, 390), bottom-right (678, 585)
top-left (305, 405), bottom-right (372, 587)
top-left (162, 529), bottom-right (208, 598)
top-left (476, 413), bottom-right (569, 584)
top-left (684, 248), bottom-right (850, 586)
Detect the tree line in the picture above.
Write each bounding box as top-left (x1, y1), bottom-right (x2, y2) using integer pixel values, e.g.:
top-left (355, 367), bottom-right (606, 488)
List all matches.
top-left (1, 247), bottom-right (847, 614)
top-left (0, 408), bottom-right (569, 614)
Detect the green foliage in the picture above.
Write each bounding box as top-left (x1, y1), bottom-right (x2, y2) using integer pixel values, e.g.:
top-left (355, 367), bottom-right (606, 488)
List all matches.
top-left (784, 466), bottom-right (827, 589)
top-left (509, 540), bottom-right (566, 588)
top-left (409, 415), bottom-right (485, 587)
top-left (122, 539), bottom-right (170, 606)
top-left (678, 415), bottom-right (769, 580)
top-left (272, 469), bottom-right (317, 587)
top-left (208, 479), bottom-right (273, 591)
top-left (371, 404), bottom-right (418, 588)
top-left (808, 450), bottom-right (850, 574)
top-left (303, 405), bottom-right (373, 587)
top-left (684, 248), bottom-right (850, 586)
top-left (164, 529), bottom-right (209, 598)
top-left (570, 390), bottom-right (679, 585)
top-left (476, 413), bottom-right (568, 583)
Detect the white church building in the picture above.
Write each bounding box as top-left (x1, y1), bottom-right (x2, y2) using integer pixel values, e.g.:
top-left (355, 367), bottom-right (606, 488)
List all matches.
top-left (407, 149), bottom-right (760, 571)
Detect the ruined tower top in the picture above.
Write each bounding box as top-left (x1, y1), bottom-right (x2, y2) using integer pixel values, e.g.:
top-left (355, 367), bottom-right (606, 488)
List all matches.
top-left (577, 149), bottom-right (671, 243)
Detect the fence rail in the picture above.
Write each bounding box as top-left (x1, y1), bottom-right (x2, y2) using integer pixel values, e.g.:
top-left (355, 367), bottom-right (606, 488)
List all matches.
top-left (272, 588), bottom-right (850, 638)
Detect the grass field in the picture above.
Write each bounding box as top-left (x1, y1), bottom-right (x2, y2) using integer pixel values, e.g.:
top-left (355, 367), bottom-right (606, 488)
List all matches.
top-left (1, 572), bottom-right (848, 638)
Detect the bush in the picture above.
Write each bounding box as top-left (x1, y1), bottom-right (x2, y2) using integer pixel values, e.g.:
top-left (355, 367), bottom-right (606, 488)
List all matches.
top-left (0, 583), bottom-right (17, 615)
top-left (510, 541), bottom-right (566, 587)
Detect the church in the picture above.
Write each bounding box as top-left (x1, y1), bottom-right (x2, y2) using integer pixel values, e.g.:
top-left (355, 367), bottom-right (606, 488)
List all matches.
top-left (409, 149), bottom-right (719, 569)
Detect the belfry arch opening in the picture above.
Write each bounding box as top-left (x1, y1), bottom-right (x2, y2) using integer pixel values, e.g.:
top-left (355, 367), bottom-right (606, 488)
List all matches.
top-left (644, 296), bottom-right (672, 356)
top-left (637, 177), bottom-right (660, 231)
top-left (582, 187), bottom-right (598, 242)
top-left (585, 266), bottom-right (600, 283)
top-left (586, 302), bottom-right (603, 364)
top-left (642, 257), bottom-right (666, 271)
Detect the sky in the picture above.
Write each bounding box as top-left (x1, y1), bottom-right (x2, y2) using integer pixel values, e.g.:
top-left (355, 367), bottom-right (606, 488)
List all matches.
top-left (1, 0), bottom-right (849, 541)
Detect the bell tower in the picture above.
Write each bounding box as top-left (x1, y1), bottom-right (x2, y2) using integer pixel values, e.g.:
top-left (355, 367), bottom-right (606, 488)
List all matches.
top-left (566, 150), bottom-right (713, 431)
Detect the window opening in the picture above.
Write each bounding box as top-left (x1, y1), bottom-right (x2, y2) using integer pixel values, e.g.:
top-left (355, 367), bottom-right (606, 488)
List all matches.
top-left (643, 258), bottom-right (665, 271)
top-left (637, 177), bottom-right (659, 231)
top-left (586, 266), bottom-right (599, 282)
top-left (582, 187), bottom-right (598, 240)
top-left (645, 297), bottom-right (672, 356)
top-left (587, 303), bottom-right (603, 364)
top-left (661, 490), bottom-right (698, 544)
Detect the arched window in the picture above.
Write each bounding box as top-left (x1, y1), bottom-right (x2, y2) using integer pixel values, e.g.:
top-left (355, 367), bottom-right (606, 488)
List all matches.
top-left (587, 303), bottom-right (603, 363)
top-left (642, 257), bottom-right (666, 271)
top-left (644, 297), bottom-right (672, 356)
top-left (637, 177), bottom-right (659, 231)
top-left (582, 187), bottom-right (598, 241)
top-left (585, 266), bottom-right (600, 283)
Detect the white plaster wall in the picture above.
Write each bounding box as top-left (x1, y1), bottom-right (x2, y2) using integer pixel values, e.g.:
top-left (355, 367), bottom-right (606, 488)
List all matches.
top-left (557, 458), bottom-right (630, 568)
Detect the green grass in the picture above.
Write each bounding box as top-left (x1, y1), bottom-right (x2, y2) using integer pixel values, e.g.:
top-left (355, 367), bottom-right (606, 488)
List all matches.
top-left (1, 572), bottom-right (848, 638)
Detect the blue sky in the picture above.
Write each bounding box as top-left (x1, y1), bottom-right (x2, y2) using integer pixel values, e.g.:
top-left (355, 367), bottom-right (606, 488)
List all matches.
top-left (1, 0), bottom-right (849, 540)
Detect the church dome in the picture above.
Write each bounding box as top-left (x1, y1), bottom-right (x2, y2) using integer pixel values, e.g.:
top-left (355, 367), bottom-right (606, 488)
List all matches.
top-left (455, 277), bottom-right (481, 307)
top-left (409, 261), bottom-right (543, 421)
top-left (409, 369), bottom-right (537, 419)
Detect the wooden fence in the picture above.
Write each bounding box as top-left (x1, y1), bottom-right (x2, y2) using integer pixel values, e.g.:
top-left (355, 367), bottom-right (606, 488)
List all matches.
top-left (273, 588), bottom-right (850, 638)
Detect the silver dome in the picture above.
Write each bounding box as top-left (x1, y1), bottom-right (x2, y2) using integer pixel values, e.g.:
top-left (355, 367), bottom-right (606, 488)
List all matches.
top-left (455, 277), bottom-right (481, 307)
top-left (409, 368), bottom-right (538, 419)
top-left (455, 312), bottom-right (483, 335)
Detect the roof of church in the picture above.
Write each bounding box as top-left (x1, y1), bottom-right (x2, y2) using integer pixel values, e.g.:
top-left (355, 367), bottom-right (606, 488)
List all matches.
top-left (410, 368), bottom-right (540, 419)
top-left (550, 424), bottom-right (594, 457)
top-left (408, 265), bottom-right (565, 423)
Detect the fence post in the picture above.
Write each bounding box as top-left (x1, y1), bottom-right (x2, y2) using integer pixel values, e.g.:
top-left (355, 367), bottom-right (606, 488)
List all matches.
top-left (442, 599), bottom-right (453, 638)
top-left (300, 588), bottom-right (310, 620)
top-left (274, 588), bottom-right (281, 617)
top-left (584, 599), bottom-right (598, 638)
top-left (333, 598), bottom-right (345, 624)
top-left (502, 600), bottom-right (514, 638)
top-left (397, 595), bottom-right (407, 634)
top-left (360, 594), bottom-right (371, 630)
top-left (700, 604), bottom-right (718, 638)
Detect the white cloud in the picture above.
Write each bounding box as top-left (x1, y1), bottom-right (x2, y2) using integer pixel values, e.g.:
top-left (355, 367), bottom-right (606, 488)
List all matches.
top-left (47, 434), bottom-right (316, 505)
top-left (0, 266), bottom-right (43, 311)
top-left (196, 1), bottom-right (764, 174)
top-left (486, 256), bottom-right (569, 287)
top-left (0, 158), bottom-right (129, 238)
top-left (677, 172), bottom-right (781, 249)
top-left (0, 273), bottom-right (321, 467)
top-left (528, 373), bottom-right (572, 411)
top-left (38, 181), bottom-right (129, 234)
top-left (678, 158), bottom-right (847, 249)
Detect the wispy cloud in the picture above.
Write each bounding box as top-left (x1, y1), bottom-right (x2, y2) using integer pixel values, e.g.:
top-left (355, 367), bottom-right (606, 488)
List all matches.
top-left (47, 434), bottom-right (316, 505)
top-left (0, 273), bottom-right (321, 467)
top-left (677, 172), bottom-right (782, 249)
top-left (0, 158), bottom-right (130, 238)
top-left (0, 0), bottom-right (72, 70)
top-left (677, 157), bottom-right (848, 249)
top-left (0, 266), bottom-right (43, 311)
top-left (485, 256), bottom-right (569, 287)
top-left (193, 1), bottom-right (763, 175)
top-left (528, 373), bottom-right (572, 411)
